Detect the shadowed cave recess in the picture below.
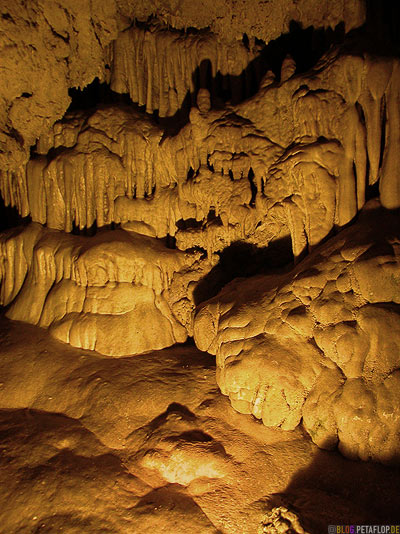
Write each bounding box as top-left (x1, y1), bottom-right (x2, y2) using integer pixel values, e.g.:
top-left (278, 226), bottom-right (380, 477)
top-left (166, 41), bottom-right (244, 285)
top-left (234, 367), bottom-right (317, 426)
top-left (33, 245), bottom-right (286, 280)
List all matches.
top-left (1, 1), bottom-right (400, 533)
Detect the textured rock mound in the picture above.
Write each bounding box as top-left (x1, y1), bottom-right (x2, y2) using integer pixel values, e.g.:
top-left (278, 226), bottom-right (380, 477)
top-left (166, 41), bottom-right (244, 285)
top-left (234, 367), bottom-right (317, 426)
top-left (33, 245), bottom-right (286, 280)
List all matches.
top-left (0, 223), bottom-right (209, 355)
top-left (0, 409), bottom-right (222, 534)
top-left (1, 321), bottom-right (399, 533)
top-left (194, 200), bottom-right (400, 463)
top-left (259, 506), bottom-right (310, 534)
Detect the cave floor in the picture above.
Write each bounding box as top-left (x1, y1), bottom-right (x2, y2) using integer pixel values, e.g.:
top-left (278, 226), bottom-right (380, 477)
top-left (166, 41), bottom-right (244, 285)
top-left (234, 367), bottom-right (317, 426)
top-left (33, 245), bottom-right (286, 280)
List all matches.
top-left (0, 316), bottom-right (399, 533)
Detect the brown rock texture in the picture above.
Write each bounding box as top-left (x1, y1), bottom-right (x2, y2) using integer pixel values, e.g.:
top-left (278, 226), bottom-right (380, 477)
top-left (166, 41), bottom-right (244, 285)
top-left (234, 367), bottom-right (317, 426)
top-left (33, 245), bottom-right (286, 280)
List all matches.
top-left (3, 51), bottom-right (400, 255)
top-left (1, 3), bottom-right (400, 531)
top-left (0, 322), bottom-right (398, 533)
top-left (194, 201), bottom-right (400, 463)
top-left (2, 47), bottom-right (400, 360)
top-left (0, 0), bottom-right (365, 175)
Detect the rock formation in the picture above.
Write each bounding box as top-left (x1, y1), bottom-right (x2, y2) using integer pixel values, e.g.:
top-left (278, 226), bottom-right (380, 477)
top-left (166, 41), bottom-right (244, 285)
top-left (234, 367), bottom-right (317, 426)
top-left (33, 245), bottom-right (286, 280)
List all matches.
top-left (194, 200), bottom-right (400, 463)
top-left (1, 1), bottom-right (400, 532)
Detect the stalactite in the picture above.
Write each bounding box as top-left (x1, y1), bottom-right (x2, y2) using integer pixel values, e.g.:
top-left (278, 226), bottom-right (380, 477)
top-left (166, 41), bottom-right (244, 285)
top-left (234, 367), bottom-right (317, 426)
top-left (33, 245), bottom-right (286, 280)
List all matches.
top-left (110, 25), bottom-right (256, 116)
top-left (0, 167), bottom-right (29, 219)
top-left (2, 52), bottom-right (400, 264)
top-left (380, 60), bottom-right (400, 209)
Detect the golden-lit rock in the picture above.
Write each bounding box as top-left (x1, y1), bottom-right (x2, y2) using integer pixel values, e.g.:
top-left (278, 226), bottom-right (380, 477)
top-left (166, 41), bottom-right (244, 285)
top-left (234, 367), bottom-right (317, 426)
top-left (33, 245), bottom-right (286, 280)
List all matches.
top-left (259, 505), bottom-right (310, 534)
top-left (4, 51), bottom-right (400, 263)
top-left (194, 201), bottom-right (400, 463)
top-left (1, 320), bottom-right (398, 533)
top-left (1, 8), bottom-right (400, 534)
top-left (0, 0), bottom-right (364, 178)
top-left (0, 224), bottom-right (200, 355)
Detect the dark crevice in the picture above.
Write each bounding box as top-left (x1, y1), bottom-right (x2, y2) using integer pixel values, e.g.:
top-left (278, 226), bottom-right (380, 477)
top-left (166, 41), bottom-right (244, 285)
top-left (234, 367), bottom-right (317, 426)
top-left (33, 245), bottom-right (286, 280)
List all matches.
top-left (260, 177), bottom-right (265, 195)
top-left (46, 145), bottom-right (71, 163)
top-left (352, 161), bottom-right (357, 201)
top-left (242, 33), bottom-right (250, 51)
top-left (50, 28), bottom-right (70, 44)
top-left (159, 91), bottom-right (192, 137)
top-left (342, 320), bottom-right (358, 328)
top-left (366, 180), bottom-right (380, 202)
top-left (207, 21), bottom-right (346, 108)
top-left (379, 95), bottom-right (387, 170)
top-left (176, 218), bottom-right (203, 231)
top-left (165, 234), bottom-right (176, 249)
top-left (9, 128), bottom-right (24, 146)
top-left (167, 430), bottom-right (214, 443)
top-left (193, 237), bottom-right (294, 305)
top-left (365, 1), bottom-right (400, 54)
top-left (131, 16), bottom-right (211, 36)
top-left (199, 58), bottom-right (212, 89)
top-left (0, 196), bottom-right (32, 232)
top-left (187, 167), bottom-right (195, 180)
top-left (206, 209), bottom-right (221, 225)
top-left (206, 155), bottom-right (214, 172)
top-left (71, 221), bottom-right (97, 236)
top-left (248, 167), bottom-right (257, 207)
top-left (29, 143), bottom-right (38, 159)
top-left (144, 185), bottom-right (156, 199)
top-left (71, 221), bottom-right (119, 236)
top-left (67, 78), bottom-right (133, 112)
top-left (176, 211), bottom-right (222, 232)
top-left (365, 152), bottom-right (371, 197)
top-left (65, 21), bottom-right (349, 137)
top-left (355, 101), bottom-right (366, 126)
top-left (252, 20), bottom-right (345, 84)
top-left (184, 246), bottom-right (207, 257)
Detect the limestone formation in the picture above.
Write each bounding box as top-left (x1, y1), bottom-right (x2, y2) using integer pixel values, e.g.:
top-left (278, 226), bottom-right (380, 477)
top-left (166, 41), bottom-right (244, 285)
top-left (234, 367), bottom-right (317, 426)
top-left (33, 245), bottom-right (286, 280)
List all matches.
top-left (1, 2), bottom-right (400, 531)
top-left (0, 222), bottom-right (213, 355)
top-left (3, 51), bottom-right (400, 263)
top-left (2, 46), bottom-right (400, 361)
top-left (0, 0), bottom-right (365, 176)
top-left (194, 201), bottom-right (400, 463)
top-left (259, 506), bottom-right (310, 534)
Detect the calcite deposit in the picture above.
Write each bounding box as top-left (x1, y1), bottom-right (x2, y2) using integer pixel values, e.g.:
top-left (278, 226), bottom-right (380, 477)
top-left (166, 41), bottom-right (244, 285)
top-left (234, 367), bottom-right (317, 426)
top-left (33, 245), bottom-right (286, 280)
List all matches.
top-left (194, 200), bottom-right (400, 463)
top-left (1, 1), bottom-right (400, 532)
top-left (3, 51), bottom-right (400, 259)
top-left (0, 223), bottom-right (196, 355)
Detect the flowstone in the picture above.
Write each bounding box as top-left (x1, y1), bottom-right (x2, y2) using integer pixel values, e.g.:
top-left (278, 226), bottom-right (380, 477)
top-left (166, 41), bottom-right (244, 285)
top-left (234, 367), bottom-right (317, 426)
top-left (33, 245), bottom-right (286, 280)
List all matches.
top-left (194, 201), bottom-right (400, 463)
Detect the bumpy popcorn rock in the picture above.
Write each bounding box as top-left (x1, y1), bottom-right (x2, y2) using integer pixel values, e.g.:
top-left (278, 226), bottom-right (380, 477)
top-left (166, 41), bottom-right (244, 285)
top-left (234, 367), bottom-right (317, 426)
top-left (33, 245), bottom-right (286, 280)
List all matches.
top-left (258, 506), bottom-right (310, 534)
top-left (194, 201), bottom-right (400, 463)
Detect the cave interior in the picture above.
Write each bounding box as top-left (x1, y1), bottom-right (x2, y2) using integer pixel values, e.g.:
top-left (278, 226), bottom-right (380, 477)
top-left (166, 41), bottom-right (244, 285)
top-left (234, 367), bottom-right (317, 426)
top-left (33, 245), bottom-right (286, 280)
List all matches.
top-left (1, 1), bottom-right (400, 533)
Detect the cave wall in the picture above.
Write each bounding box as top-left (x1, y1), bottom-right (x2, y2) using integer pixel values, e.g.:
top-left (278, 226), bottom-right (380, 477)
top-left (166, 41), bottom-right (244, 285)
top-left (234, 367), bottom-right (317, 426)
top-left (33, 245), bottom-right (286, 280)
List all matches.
top-left (0, 0), bottom-right (365, 173)
top-left (1, 0), bottom-right (400, 464)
